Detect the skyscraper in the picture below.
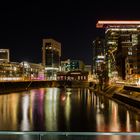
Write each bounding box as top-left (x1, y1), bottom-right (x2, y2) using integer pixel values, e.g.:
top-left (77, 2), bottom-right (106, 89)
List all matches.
top-left (96, 20), bottom-right (140, 82)
top-left (92, 37), bottom-right (106, 75)
top-left (42, 38), bottom-right (61, 80)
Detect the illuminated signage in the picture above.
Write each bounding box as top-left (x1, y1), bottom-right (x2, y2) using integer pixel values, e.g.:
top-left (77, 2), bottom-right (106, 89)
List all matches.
top-left (97, 56), bottom-right (105, 59)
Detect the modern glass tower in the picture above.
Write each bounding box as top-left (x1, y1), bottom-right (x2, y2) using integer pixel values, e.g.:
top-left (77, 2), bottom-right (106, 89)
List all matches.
top-left (42, 38), bottom-right (61, 80)
top-left (96, 20), bottom-right (140, 82)
top-left (92, 37), bottom-right (106, 75)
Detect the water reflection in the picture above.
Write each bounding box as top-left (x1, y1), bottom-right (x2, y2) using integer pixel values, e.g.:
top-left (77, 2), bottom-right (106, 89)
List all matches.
top-left (94, 135), bottom-right (139, 140)
top-left (20, 94), bottom-right (30, 131)
top-left (45, 88), bottom-right (59, 131)
top-left (65, 88), bottom-right (72, 130)
top-left (0, 88), bottom-right (139, 132)
top-left (109, 102), bottom-right (120, 131)
top-left (32, 89), bottom-right (45, 130)
top-left (0, 93), bottom-right (19, 130)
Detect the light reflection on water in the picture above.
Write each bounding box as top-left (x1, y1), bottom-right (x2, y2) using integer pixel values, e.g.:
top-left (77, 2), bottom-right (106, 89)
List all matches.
top-left (20, 95), bottom-right (30, 131)
top-left (45, 88), bottom-right (59, 131)
top-left (0, 88), bottom-right (139, 132)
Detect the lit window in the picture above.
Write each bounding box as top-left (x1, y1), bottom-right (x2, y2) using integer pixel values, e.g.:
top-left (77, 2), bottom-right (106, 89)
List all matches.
top-left (78, 76), bottom-right (80, 80)
top-left (128, 52), bottom-right (132, 55)
top-left (128, 47), bottom-right (132, 51)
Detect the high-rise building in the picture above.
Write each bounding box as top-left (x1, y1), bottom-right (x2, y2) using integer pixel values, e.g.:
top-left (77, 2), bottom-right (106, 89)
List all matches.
top-left (42, 38), bottom-right (61, 80)
top-left (96, 20), bottom-right (140, 81)
top-left (0, 49), bottom-right (10, 63)
top-left (125, 43), bottom-right (140, 82)
top-left (92, 37), bottom-right (106, 75)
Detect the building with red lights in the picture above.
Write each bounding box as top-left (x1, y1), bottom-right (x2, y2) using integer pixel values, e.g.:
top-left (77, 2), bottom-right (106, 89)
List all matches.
top-left (96, 20), bottom-right (140, 82)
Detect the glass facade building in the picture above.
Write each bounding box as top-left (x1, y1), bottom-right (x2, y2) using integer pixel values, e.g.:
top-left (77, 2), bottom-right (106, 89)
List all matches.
top-left (61, 59), bottom-right (85, 72)
top-left (0, 49), bottom-right (10, 63)
top-left (92, 37), bottom-right (106, 75)
top-left (96, 20), bottom-right (140, 82)
top-left (42, 39), bottom-right (61, 80)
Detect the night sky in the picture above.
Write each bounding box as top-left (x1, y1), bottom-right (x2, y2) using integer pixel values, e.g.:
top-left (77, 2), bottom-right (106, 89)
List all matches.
top-left (0, 1), bottom-right (139, 65)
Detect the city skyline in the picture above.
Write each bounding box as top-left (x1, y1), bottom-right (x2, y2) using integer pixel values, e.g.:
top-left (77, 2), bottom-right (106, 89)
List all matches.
top-left (0, 1), bottom-right (140, 64)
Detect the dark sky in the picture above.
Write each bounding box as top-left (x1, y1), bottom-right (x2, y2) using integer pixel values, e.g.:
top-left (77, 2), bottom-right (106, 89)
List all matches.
top-left (0, 1), bottom-right (140, 64)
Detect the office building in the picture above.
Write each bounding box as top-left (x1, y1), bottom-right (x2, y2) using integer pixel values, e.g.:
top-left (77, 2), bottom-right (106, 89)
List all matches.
top-left (96, 20), bottom-right (140, 81)
top-left (42, 38), bottom-right (61, 80)
top-left (0, 49), bottom-right (10, 63)
top-left (58, 59), bottom-right (89, 81)
top-left (0, 62), bottom-right (22, 81)
top-left (92, 37), bottom-right (106, 75)
top-left (61, 59), bottom-right (85, 72)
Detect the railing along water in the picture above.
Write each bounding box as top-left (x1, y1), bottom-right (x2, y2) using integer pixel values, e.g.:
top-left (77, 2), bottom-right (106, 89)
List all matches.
top-left (0, 132), bottom-right (140, 140)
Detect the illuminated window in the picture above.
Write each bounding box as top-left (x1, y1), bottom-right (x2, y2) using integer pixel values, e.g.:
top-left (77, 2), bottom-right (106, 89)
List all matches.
top-left (128, 47), bottom-right (132, 51)
top-left (78, 76), bottom-right (80, 80)
top-left (128, 52), bottom-right (132, 55)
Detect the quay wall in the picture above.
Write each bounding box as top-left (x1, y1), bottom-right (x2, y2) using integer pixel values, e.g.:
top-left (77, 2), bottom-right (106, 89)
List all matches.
top-left (0, 80), bottom-right (90, 94)
top-left (123, 85), bottom-right (140, 92)
top-left (91, 85), bottom-right (140, 113)
top-left (112, 93), bottom-right (140, 109)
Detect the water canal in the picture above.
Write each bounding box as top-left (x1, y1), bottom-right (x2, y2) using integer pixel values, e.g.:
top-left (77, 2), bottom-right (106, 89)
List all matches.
top-left (0, 87), bottom-right (140, 132)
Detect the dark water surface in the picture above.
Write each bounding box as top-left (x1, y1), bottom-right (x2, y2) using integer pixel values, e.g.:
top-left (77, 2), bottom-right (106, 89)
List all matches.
top-left (0, 87), bottom-right (140, 132)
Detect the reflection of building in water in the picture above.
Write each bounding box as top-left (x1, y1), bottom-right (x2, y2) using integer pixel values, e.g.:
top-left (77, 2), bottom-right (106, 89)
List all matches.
top-left (65, 91), bottom-right (72, 130)
top-left (109, 102), bottom-right (120, 131)
top-left (30, 89), bottom-right (45, 130)
top-left (86, 89), bottom-right (94, 118)
top-left (44, 88), bottom-right (60, 131)
top-left (136, 120), bottom-right (140, 131)
top-left (0, 93), bottom-right (19, 130)
top-left (126, 111), bottom-right (131, 131)
top-left (95, 96), bottom-right (106, 131)
top-left (20, 95), bottom-right (30, 131)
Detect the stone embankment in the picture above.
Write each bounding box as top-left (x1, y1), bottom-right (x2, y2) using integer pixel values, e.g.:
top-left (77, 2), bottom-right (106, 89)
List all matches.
top-left (90, 85), bottom-right (140, 114)
top-left (0, 80), bottom-right (52, 94)
top-left (0, 80), bottom-right (90, 94)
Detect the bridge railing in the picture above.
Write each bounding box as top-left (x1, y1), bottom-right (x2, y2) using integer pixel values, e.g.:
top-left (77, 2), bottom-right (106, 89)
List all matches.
top-left (0, 132), bottom-right (140, 140)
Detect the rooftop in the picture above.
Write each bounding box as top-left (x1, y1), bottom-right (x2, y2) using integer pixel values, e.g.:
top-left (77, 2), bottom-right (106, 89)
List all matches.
top-left (96, 20), bottom-right (140, 28)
